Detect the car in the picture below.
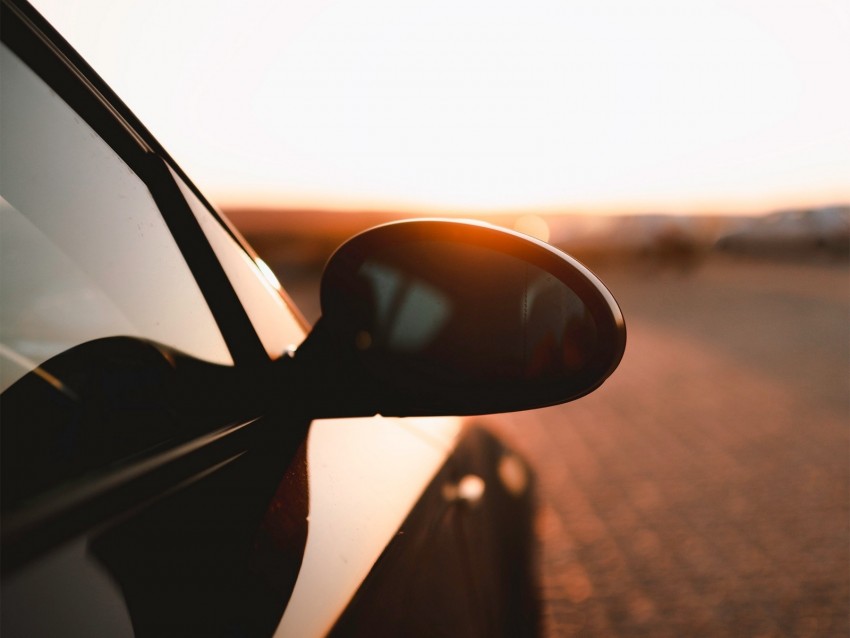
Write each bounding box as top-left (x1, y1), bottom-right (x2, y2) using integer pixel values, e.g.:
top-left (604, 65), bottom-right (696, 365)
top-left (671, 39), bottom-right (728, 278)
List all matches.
top-left (0, 1), bottom-right (626, 636)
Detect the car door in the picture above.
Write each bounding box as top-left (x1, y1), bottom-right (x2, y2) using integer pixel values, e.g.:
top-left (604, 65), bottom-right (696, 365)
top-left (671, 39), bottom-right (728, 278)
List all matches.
top-left (0, 3), bottom-right (314, 634)
top-left (1, 3), bottom-right (541, 637)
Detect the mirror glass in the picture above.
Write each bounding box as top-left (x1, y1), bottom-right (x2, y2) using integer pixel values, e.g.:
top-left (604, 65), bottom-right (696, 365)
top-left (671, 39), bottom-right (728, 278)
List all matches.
top-left (319, 220), bottom-right (625, 415)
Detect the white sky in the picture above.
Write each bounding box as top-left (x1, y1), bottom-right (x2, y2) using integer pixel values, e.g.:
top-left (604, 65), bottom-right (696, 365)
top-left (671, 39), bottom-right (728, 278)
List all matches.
top-left (32, 0), bottom-right (850, 214)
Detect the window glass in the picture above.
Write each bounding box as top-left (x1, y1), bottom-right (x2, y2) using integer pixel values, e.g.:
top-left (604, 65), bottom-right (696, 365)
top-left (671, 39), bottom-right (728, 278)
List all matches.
top-left (173, 171), bottom-right (307, 359)
top-left (0, 43), bottom-right (244, 508)
top-left (0, 44), bottom-right (232, 393)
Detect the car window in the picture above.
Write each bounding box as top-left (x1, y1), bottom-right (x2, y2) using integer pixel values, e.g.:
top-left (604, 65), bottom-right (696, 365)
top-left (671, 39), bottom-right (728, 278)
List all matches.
top-left (171, 170), bottom-right (307, 359)
top-left (0, 43), bottom-right (232, 394)
top-left (0, 42), bottom-right (244, 509)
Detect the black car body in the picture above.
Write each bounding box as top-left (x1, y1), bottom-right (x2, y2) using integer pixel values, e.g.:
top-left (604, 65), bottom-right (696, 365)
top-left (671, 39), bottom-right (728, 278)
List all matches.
top-left (0, 2), bottom-right (624, 635)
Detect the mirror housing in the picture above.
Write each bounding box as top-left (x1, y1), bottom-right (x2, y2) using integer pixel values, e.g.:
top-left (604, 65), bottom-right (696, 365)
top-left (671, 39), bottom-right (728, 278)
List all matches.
top-left (291, 219), bottom-right (625, 417)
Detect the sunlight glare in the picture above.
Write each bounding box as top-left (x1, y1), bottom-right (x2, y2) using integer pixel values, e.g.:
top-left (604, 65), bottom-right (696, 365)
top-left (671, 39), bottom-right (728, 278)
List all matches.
top-left (255, 257), bottom-right (282, 291)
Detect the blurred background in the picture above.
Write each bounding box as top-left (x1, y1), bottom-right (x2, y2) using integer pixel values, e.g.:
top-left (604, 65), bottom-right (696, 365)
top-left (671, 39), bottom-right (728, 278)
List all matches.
top-left (35, 1), bottom-right (849, 635)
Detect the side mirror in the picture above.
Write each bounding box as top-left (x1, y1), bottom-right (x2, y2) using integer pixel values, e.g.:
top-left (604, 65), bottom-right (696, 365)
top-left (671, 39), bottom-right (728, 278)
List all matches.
top-left (292, 219), bottom-right (625, 417)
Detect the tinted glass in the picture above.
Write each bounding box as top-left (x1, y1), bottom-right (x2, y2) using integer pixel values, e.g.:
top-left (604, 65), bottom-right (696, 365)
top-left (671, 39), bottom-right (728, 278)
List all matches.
top-left (335, 239), bottom-right (597, 382)
top-left (0, 44), bottom-right (231, 394)
top-left (0, 44), bottom-right (236, 506)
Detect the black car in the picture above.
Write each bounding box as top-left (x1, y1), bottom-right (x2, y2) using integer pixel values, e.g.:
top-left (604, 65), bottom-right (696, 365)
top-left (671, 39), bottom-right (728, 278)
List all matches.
top-left (0, 1), bottom-right (625, 635)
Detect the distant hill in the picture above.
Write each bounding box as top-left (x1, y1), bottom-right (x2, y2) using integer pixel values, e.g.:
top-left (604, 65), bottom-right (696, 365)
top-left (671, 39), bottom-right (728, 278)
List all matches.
top-left (223, 205), bottom-right (850, 269)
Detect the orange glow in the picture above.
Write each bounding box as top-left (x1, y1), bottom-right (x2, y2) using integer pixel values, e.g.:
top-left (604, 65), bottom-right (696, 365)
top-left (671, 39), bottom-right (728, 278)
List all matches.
top-left (33, 0), bottom-right (850, 216)
top-left (513, 215), bottom-right (551, 242)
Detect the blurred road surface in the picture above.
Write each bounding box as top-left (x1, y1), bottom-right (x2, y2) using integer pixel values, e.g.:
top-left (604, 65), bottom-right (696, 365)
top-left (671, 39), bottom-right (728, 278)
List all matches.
top-left (487, 257), bottom-right (849, 637)
top-left (278, 254), bottom-right (848, 637)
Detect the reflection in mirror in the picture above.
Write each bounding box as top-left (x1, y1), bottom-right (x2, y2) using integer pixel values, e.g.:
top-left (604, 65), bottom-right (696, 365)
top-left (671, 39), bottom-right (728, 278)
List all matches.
top-left (318, 220), bottom-right (625, 416)
top-left (358, 261), bottom-right (451, 354)
top-left (351, 241), bottom-right (597, 383)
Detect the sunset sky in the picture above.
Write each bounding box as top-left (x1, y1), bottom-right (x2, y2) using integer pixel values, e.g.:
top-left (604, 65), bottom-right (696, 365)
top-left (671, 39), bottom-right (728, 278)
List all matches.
top-left (33, 0), bottom-right (850, 215)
